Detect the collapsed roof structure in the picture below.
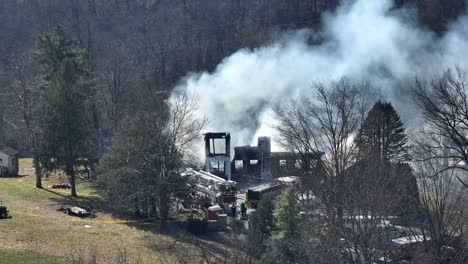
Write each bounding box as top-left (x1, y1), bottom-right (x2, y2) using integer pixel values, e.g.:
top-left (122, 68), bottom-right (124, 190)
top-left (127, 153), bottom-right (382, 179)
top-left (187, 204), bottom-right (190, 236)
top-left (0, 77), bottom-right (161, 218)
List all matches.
top-left (232, 137), bottom-right (322, 179)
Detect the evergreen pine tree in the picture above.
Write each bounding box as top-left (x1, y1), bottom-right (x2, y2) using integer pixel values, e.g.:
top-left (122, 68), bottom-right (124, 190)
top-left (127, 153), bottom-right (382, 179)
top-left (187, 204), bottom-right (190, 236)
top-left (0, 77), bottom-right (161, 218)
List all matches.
top-left (354, 101), bottom-right (418, 218)
top-left (355, 100), bottom-right (409, 163)
top-left (262, 188), bottom-right (306, 264)
top-left (247, 197), bottom-right (274, 258)
top-left (33, 26), bottom-right (93, 197)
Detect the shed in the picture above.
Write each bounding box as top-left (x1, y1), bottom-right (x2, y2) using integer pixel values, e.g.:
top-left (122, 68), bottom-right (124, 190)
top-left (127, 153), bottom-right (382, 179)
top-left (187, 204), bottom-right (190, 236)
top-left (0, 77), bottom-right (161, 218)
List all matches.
top-left (0, 148), bottom-right (19, 177)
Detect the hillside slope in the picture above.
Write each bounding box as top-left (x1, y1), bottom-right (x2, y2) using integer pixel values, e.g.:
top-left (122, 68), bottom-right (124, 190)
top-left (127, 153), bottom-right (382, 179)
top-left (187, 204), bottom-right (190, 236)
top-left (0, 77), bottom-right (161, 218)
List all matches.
top-left (0, 160), bottom-right (232, 264)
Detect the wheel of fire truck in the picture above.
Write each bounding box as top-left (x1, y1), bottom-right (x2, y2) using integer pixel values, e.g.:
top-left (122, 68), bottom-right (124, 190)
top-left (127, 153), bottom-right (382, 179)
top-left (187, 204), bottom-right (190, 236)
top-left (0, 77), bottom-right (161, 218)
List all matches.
top-left (0, 212), bottom-right (6, 218)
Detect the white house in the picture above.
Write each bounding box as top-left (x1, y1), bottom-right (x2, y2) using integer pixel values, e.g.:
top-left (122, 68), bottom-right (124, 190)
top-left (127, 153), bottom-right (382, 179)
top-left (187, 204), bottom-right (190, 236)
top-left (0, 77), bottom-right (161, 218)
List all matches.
top-left (0, 148), bottom-right (19, 177)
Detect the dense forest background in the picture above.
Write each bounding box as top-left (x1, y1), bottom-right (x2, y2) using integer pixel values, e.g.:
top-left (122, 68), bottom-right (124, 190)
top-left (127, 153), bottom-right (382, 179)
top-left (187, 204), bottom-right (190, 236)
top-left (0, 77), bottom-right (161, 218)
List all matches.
top-left (0, 0), bottom-right (465, 152)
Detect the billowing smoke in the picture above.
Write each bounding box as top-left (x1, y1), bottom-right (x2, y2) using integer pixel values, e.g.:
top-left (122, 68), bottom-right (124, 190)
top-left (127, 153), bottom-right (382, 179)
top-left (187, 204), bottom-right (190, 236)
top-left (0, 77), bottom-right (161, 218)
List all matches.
top-left (173, 0), bottom-right (468, 151)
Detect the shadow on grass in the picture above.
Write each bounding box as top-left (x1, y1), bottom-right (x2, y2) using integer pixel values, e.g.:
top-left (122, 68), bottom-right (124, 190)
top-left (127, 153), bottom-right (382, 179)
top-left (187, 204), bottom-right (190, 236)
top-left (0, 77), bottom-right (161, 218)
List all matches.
top-left (0, 174), bottom-right (29, 179)
top-left (44, 182), bottom-right (121, 220)
top-left (47, 192), bottom-right (115, 216)
top-left (131, 223), bottom-right (237, 262)
top-left (43, 181), bottom-right (155, 224)
top-left (43, 180), bottom-right (238, 261)
top-left (42, 188), bottom-right (69, 198)
top-left (126, 218), bottom-right (241, 262)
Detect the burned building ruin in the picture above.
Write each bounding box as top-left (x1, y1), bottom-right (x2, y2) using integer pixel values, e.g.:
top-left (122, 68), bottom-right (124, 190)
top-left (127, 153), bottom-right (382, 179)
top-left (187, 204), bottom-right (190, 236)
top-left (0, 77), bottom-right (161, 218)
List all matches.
top-left (204, 132), bottom-right (232, 181)
top-left (203, 133), bottom-right (322, 181)
top-left (233, 137), bottom-right (323, 179)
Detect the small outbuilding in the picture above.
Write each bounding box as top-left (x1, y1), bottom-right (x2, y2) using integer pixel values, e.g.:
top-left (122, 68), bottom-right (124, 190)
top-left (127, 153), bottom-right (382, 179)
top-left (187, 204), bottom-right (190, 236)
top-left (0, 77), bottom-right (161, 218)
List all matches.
top-left (0, 148), bottom-right (19, 177)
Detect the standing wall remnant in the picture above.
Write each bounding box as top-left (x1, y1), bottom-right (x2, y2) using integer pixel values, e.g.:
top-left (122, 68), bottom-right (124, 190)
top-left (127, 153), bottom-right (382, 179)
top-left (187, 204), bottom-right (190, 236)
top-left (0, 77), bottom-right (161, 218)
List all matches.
top-left (204, 132), bottom-right (232, 181)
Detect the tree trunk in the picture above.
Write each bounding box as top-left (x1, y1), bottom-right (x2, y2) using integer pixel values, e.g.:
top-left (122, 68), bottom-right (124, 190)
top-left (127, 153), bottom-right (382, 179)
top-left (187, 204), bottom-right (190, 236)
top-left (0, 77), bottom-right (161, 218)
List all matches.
top-left (159, 190), bottom-right (169, 228)
top-left (33, 156), bottom-right (42, 189)
top-left (67, 163), bottom-right (77, 197)
top-left (35, 171), bottom-right (42, 189)
top-left (33, 149), bottom-right (42, 189)
top-left (70, 172), bottom-right (77, 197)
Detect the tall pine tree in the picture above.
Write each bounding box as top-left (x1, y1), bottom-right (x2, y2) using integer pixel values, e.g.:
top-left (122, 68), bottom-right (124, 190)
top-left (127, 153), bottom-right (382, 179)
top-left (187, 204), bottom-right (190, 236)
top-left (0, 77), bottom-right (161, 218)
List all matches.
top-left (33, 26), bottom-right (93, 197)
top-left (355, 100), bottom-right (409, 163)
top-left (353, 101), bottom-right (418, 218)
top-left (262, 188), bottom-right (306, 264)
top-left (247, 198), bottom-right (274, 258)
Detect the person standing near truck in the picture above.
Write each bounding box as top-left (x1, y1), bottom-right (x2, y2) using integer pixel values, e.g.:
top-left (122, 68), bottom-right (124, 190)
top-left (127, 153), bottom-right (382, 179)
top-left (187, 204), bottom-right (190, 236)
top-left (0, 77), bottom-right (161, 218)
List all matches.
top-left (240, 202), bottom-right (247, 218)
top-left (231, 203), bottom-right (237, 217)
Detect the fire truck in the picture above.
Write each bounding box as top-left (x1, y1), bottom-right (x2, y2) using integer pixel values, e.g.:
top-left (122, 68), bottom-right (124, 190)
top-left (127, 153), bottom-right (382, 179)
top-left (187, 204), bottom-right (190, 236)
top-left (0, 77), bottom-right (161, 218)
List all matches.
top-left (247, 176), bottom-right (301, 208)
top-left (247, 183), bottom-right (283, 208)
top-left (182, 169), bottom-right (237, 205)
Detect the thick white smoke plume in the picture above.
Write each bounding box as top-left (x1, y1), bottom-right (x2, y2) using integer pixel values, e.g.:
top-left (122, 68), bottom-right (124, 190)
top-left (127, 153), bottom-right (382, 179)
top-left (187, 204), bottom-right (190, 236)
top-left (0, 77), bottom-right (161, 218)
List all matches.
top-left (173, 0), bottom-right (468, 151)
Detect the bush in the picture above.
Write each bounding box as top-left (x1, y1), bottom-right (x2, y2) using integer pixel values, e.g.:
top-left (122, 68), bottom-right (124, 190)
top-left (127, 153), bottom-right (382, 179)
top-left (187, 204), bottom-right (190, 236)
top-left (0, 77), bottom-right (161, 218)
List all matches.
top-left (187, 219), bottom-right (208, 235)
top-left (230, 218), bottom-right (245, 235)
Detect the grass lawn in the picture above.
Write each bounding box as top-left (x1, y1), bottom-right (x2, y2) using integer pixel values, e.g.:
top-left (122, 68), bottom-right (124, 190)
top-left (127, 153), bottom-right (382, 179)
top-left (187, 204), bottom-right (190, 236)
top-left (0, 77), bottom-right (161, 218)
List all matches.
top-left (0, 159), bottom-right (227, 263)
top-left (0, 249), bottom-right (67, 264)
top-left (0, 172), bottom-right (98, 201)
top-left (18, 158), bottom-right (33, 169)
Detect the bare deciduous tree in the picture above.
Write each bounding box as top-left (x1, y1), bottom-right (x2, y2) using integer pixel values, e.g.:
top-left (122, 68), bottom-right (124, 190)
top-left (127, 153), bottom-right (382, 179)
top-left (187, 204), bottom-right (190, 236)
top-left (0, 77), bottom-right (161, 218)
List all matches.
top-left (411, 137), bottom-right (468, 263)
top-left (273, 80), bottom-right (388, 263)
top-left (273, 79), bottom-right (372, 222)
top-left (167, 89), bottom-right (207, 159)
top-left (6, 53), bottom-right (40, 147)
top-left (412, 68), bottom-right (468, 189)
top-left (98, 43), bottom-right (134, 128)
top-left (273, 80), bottom-right (418, 263)
top-left (100, 89), bottom-right (206, 223)
top-left (6, 53), bottom-right (43, 188)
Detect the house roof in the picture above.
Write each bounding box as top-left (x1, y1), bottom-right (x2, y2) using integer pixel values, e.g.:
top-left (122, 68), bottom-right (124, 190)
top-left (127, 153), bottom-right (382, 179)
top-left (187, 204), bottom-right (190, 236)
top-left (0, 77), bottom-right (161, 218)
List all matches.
top-left (0, 148), bottom-right (19, 156)
top-left (392, 235), bottom-right (430, 245)
top-left (248, 183), bottom-right (280, 192)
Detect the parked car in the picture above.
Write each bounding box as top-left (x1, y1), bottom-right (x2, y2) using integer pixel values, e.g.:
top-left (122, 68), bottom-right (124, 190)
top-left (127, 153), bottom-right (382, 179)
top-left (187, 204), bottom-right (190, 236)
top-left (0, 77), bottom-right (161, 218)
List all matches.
top-left (390, 235), bottom-right (431, 260)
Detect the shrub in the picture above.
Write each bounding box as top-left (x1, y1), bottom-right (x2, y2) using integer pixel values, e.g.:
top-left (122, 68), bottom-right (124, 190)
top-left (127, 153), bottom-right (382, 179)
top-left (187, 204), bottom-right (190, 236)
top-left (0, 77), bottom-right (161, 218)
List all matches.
top-left (187, 219), bottom-right (208, 235)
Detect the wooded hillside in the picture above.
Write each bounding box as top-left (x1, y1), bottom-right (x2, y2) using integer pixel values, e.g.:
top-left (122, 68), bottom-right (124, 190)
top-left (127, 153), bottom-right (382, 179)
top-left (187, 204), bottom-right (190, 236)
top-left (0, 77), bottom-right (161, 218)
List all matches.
top-left (0, 0), bottom-right (464, 151)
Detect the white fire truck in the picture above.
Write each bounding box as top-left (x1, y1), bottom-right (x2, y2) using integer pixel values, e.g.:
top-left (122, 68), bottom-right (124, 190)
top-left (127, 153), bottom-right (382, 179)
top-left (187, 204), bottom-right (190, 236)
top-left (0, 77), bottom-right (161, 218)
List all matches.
top-left (182, 168), bottom-right (237, 205)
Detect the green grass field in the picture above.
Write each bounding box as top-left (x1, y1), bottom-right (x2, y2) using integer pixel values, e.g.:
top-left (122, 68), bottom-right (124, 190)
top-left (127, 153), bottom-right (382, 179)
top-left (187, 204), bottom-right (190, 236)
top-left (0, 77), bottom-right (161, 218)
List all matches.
top-left (18, 158), bottom-right (34, 168)
top-left (0, 159), bottom-right (223, 264)
top-left (0, 249), bottom-right (67, 264)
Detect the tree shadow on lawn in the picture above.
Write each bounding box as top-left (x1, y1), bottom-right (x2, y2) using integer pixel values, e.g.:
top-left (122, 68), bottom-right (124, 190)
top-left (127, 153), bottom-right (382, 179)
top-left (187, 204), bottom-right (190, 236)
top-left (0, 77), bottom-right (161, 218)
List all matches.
top-left (44, 189), bottom-right (239, 261)
top-left (44, 187), bottom-right (120, 219)
top-left (43, 184), bottom-right (160, 223)
top-left (42, 180), bottom-right (240, 261)
top-left (0, 174), bottom-right (29, 179)
top-left (143, 228), bottom-right (237, 262)
top-left (127, 220), bottom-right (241, 262)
